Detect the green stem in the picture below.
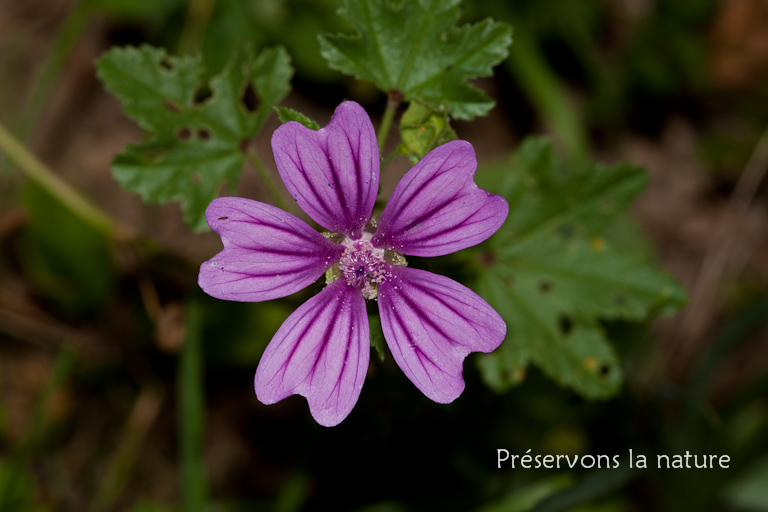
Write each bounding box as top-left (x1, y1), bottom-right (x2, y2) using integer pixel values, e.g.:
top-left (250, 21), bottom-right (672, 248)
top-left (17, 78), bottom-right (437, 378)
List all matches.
top-left (377, 94), bottom-right (400, 154)
top-left (246, 150), bottom-right (288, 211)
top-left (0, 121), bottom-right (117, 237)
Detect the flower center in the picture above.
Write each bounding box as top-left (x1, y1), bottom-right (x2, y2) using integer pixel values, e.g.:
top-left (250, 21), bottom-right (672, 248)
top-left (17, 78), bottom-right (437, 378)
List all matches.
top-left (339, 241), bottom-right (385, 300)
top-left (324, 233), bottom-right (407, 300)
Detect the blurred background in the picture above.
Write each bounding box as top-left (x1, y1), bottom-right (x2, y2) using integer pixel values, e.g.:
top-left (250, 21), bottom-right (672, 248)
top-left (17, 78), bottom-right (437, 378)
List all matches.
top-left (1, 0), bottom-right (768, 511)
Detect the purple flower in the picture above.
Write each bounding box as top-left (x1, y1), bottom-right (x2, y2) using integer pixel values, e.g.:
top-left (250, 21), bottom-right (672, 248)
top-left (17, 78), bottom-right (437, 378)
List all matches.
top-left (199, 101), bottom-right (508, 426)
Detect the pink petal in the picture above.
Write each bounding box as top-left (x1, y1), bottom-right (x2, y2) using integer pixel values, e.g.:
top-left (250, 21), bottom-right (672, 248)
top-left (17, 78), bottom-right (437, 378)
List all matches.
top-left (372, 140), bottom-right (508, 256)
top-left (254, 279), bottom-right (370, 426)
top-left (377, 265), bottom-right (506, 403)
top-left (271, 101), bottom-right (379, 239)
top-left (199, 197), bottom-right (344, 302)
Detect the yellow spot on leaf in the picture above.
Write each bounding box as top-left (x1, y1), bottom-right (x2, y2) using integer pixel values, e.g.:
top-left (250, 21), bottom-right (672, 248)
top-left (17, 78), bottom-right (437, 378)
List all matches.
top-left (584, 357), bottom-right (598, 372)
top-left (591, 237), bottom-right (605, 252)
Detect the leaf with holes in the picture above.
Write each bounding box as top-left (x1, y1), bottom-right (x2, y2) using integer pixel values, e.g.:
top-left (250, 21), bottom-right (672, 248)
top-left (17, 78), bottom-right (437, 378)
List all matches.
top-left (472, 138), bottom-right (686, 398)
top-left (96, 44), bottom-right (293, 230)
top-left (319, 0), bottom-right (512, 120)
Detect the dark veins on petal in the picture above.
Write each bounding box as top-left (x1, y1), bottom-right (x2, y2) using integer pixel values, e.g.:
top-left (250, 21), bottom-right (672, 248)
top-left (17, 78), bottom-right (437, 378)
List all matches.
top-left (386, 280), bottom-right (471, 375)
top-left (269, 283), bottom-right (360, 397)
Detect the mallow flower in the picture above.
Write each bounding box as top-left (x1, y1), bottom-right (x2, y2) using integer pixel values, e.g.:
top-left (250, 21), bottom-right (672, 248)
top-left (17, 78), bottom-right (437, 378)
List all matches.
top-left (199, 101), bottom-right (508, 426)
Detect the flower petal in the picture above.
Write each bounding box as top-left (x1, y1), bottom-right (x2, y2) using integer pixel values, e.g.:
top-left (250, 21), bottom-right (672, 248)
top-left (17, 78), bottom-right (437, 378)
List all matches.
top-left (254, 279), bottom-right (370, 426)
top-left (377, 266), bottom-right (505, 403)
top-left (199, 197), bottom-right (344, 302)
top-left (271, 101), bottom-right (380, 238)
top-left (372, 140), bottom-right (508, 256)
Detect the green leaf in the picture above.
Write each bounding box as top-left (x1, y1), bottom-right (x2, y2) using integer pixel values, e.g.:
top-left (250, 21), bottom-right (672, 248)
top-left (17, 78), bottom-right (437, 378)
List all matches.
top-left (528, 466), bottom-right (638, 512)
top-left (19, 184), bottom-right (115, 315)
top-left (274, 106), bottom-right (320, 130)
top-left (319, 0), bottom-right (512, 120)
top-left (369, 315), bottom-right (387, 362)
top-left (475, 474), bottom-right (574, 512)
top-left (0, 459), bottom-right (42, 512)
top-left (397, 98), bottom-right (457, 163)
top-left (128, 504), bottom-right (176, 512)
top-left (474, 138), bottom-right (686, 398)
top-left (96, 44), bottom-right (293, 230)
top-left (724, 456), bottom-right (768, 512)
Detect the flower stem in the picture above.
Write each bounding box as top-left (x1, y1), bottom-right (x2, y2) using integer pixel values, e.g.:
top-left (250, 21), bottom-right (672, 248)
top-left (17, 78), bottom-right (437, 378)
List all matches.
top-left (0, 120), bottom-right (117, 237)
top-left (377, 92), bottom-right (401, 155)
top-left (246, 150), bottom-right (289, 211)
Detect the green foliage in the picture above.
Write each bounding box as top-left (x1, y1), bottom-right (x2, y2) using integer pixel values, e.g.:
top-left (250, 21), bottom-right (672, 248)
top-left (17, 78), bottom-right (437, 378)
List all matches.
top-left (199, 0), bottom-right (345, 82)
top-left (180, 299), bottom-right (206, 512)
top-left (0, 460), bottom-right (53, 512)
top-left (474, 139), bottom-right (686, 398)
top-left (19, 185), bottom-right (115, 314)
top-left (95, 0), bottom-right (184, 21)
top-left (724, 456), bottom-right (768, 511)
top-left (275, 106), bottom-right (320, 130)
top-left (0, 350), bottom-right (74, 512)
top-left (476, 474), bottom-right (574, 512)
top-left (397, 98), bottom-right (457, 163)
top-left (96, 44), bottom-right (293, 230)
top-left (622, 0), bottom-right (718, 97)
top-left (128, 504), bottom-right (176, 512)
top-left (369, 315), bottom-right (387, 362)
top-left (202, 299), bottom-right (292, 366)
top-left (319, 0), bottom-right (512, 120)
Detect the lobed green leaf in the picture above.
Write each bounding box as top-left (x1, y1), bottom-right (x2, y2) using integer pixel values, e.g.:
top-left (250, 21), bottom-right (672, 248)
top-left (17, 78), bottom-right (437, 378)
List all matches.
top-left (319, 0), bottom-right (512, 120)
top-left (274, 106), bottom-right (320, 130)
top-left (474, 138), bottom-right (686, 397)
top-left (96, 44), bottom-right (293, 230)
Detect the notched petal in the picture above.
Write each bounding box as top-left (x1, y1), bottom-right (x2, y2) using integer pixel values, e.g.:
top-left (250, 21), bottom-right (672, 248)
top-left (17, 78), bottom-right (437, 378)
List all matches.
top-left (373, 140), bottom-right (509, 256)
top-left (254, 279), bottom-right (370, 426)
top-left (271, 101), bottom-right (380, 238)
top-left (199, 197), bottom-right (344, 302)
top-left (378, 266), bottom-right (506, 403)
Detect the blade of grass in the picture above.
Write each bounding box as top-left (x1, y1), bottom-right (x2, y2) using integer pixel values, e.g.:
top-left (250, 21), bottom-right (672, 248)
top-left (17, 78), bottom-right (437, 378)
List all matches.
top-left (24, 347), bottom-right (76, 451)
top-left (0, 347), bottom-right (75, 509)
top-left (16, 0), bottom-right (94, 139)
top-left (683, 292), bottom-right (768, 431)
top-left (178, 0), bottom-right (217, 56)
top-left (528, 466), bottom-right (638, 512)
top-left (506, 29), bottom-right (589, 164)
top-left (275, 468), bottom-right (311, 512)
top-left (0, 121), bottom-right (118, 238)
top-left (179, 298), bottom-right (206, 512)
top-left (90, 385), bottom-right (165, 512)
